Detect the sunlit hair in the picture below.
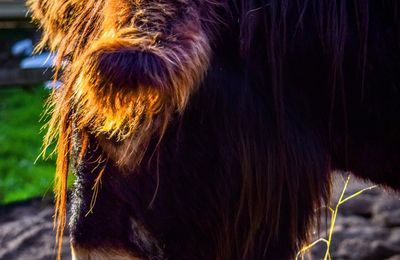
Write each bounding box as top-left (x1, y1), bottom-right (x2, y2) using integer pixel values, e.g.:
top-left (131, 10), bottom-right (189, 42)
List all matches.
top-left (27, 0), bottom-right (398, 259)
top-left (29, 0), bottom-right (213, 257)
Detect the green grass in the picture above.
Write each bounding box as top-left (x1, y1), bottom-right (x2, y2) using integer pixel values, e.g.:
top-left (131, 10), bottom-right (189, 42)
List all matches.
top-left (0, 86), bottom-right (56, 204)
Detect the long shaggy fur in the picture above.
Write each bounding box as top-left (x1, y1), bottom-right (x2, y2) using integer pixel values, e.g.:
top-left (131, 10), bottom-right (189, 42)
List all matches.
top-left (29, 0), bottom-right (400, 259)
top-left (29, 0), bottom-right (213, 257)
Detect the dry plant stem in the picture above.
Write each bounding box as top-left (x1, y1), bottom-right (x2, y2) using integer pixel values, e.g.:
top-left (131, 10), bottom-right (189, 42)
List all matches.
top-left (322, 175), bottom-right (351, 260)
top-left (296, 175), bottom-right (377, 260)
top-left (295, 238), bottom-right (329, 260)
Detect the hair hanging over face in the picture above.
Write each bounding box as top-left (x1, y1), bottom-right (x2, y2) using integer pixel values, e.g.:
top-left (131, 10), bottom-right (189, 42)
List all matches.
top-left (28, 0), bottom-right (400, 259)
top-left (28, 0), bottom-right (220, 257)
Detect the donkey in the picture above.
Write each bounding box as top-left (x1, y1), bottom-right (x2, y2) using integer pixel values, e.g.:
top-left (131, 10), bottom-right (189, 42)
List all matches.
top-left (28, 0), bottom-right (399, 259)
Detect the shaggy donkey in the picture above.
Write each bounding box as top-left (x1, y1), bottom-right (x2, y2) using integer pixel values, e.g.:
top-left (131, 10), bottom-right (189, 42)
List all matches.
top-left (29, 0), bottom-right (399, 259)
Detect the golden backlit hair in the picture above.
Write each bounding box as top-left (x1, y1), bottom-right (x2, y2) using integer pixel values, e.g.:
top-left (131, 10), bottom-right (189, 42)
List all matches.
top-left (28, 0), bottom-right (211, 258)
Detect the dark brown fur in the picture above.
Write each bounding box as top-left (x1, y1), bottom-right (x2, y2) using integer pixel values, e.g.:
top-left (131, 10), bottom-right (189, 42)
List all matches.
top-left (28, 0), bottom-right (400, 259)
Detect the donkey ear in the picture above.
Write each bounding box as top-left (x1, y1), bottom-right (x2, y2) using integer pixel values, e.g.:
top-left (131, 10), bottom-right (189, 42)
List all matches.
top-left (77, 11), bottom-right (212, 111)
top-left (84, 40), bottom-right (171, 92)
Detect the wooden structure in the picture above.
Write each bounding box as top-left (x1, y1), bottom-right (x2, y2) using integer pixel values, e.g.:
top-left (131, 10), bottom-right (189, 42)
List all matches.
top-left (0, 68), bottom-right (53, 87)
top-left (0, 0), bottom-right (27, 21)
top-left (0, 1), bottom-right (53, 87)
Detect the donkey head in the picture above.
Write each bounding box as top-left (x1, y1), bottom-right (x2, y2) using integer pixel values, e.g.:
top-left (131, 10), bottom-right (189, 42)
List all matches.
top-left (29, 0), bottom-right (228, 257)
top-left (30, 0), bottom-right (221, 169)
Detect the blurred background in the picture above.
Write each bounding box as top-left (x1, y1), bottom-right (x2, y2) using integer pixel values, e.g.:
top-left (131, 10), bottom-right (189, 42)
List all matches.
top-left (0, 0), bottom-right (55, 205)
top-left (0, 1), bottom-right (71, 259)
top-left (0, 1), bottom-right (399, 260)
